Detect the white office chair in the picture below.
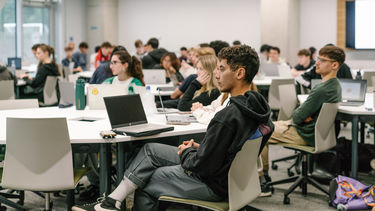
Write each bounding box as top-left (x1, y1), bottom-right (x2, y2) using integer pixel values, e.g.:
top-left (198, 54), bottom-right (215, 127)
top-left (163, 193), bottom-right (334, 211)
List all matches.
top-left (40, 76), bottom-right (58, 106)
top-left (0, 99), bottom-right (38, 110)
top-left (362, 70), bottom-right (375, 87)
top-left (159, 137), bottom-right (262, 211)
top-left (0, 80), bottom-right (15, 100)
top-left (1, 117), bottom-right (87, 210)
top-left (268, 78), bottom-right (295, 110)
top-left (267, 103), bottom-right (339, 204)
top-left (277, 84), bottom-right (297, 121)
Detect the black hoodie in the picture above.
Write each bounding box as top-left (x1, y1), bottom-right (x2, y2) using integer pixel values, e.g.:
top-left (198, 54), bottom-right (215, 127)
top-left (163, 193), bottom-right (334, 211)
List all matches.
top-left (141, 48), bottom-right (168, 69)
top-left (179, 90), bottom-right (273, 198)
top-left (0, 66), bottom-right (16, 83)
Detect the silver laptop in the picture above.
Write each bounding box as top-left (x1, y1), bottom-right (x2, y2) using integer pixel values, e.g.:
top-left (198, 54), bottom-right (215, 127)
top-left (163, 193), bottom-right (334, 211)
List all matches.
top-left (58, 81), bottom-right (75, 106)
top-left (340, 79), bottom-right (366, 106)
top-left (104, 94), bottom-right (174, 137)
top-left (143, 69), bottom-right (166, 84)
top-left (87, 84), bottom-right (127, 109)
top-left (260, 63), bottom-right (279, 77)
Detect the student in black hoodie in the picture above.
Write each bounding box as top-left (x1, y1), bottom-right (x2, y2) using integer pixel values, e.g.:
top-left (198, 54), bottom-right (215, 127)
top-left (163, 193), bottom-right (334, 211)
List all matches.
top-left (20, 44), bottom-right (60, 103)
top-left (141, 38), bottom-right (168, 69)
top-left (75, 45), bottom-right (273, 211)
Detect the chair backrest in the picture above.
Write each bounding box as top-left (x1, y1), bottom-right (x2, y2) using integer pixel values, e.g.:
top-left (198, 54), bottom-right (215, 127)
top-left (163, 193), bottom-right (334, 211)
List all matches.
top-left (0, 99), bottom-right (39, 110)
top-left (228, 137), bottom-right (262, 211)
top-left (0, 80), bottom-right (15, 100)
top-left (363, 71), bottom-right (375, 87)
top-left (268, 78), bottom-right (295, 110)
top-left (313, 103), bottom-right (339, 153)
top-left (278, 65), bottom-right (292, 77)
top-left (277, 84), bottom-right (297, 121)
top-left (1, 117), bottom-right (74, 191)
top-left (62, 66), bottom-right (71, 80)
top-left (43, 76), bottom-right (58, 105)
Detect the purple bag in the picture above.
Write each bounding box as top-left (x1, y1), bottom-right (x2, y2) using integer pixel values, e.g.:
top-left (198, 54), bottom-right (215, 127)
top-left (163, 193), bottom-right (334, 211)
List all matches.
top-left (331, 175), bottom-right (375, 210)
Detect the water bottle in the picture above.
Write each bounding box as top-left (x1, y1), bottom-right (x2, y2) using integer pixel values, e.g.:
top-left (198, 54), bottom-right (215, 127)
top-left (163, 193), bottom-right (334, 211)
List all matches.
top-left (143, 86), bottom-right (157, 115)
top-left (355, 70), bottom-right (362, 80)
top-left (10, 60), bottom-right (16, 75)
top-left (75, 78), bottom-right (86, 110)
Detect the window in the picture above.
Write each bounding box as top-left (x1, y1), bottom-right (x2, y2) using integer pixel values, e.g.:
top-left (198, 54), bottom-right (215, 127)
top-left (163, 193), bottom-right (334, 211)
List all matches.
top-left (22, 5), bottom-right (51, 63)
top-left (0, 0), bottom-right (16, 65)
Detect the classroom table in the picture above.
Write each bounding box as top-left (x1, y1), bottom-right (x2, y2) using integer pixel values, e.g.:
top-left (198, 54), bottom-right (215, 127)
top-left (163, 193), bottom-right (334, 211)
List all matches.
top-left (0, 107), bottom-right (207, 195)
top-left (298, 93), bottom-right (375, 178)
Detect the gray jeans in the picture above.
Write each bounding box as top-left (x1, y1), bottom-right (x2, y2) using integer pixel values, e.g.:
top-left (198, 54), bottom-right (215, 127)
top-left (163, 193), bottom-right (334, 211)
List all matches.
top-left (123, 143), bottom-right (222, 211)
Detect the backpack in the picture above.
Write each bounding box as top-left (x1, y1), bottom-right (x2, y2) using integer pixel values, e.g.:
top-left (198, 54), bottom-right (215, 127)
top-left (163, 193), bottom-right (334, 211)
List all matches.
top-left (329, 175), bottom-right (375, 210)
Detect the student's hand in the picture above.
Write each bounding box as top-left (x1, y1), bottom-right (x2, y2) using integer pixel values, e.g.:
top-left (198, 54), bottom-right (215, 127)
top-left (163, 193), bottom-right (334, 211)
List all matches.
top-left (183, 139), bottom-right (200, 149)
top-left (168, 66), bottom-right (176, 74)
top-left (74, 67), bottom-right (83, 72)
top-left (177, 139), bottom-right (198, 155)
top-left (191, 102), bottom-right (203, 111)
top-left (196, 72), bottom-right (210, 85)
top-left (20, 73), bottom-right (31, 80)
top-left (304, 117), bottom-right (313, 123)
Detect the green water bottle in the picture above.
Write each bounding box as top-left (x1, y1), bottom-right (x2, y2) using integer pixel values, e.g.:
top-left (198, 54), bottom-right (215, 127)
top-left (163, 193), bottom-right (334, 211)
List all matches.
top-left (75, 78), bottom-right (86, 110)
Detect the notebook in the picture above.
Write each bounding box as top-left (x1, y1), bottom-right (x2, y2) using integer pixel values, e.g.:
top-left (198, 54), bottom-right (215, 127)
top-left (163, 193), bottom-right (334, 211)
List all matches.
top-left (339, 79), bottom-right (366, 106)
top-left (87, 84), bottom-right (127, 109)
top-left (58, 81), bottom-right (75, 106)
top-left (104, 94), bottom-right (174, 137)
top-left (260, 63), bottom-right (279, 77)
top-left (143, 69), bottom-right (166, 84)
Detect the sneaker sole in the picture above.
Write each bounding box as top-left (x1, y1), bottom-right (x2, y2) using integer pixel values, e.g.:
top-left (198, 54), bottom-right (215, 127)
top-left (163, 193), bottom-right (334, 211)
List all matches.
top-left (259, 192), bottom-right (272, 197)
top-left (71, 206), bottom-right (88, 211)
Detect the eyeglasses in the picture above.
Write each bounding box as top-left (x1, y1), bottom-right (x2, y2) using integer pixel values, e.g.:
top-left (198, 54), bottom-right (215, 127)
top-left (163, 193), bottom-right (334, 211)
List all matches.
top-left (110, 61), bottom-right (122, 65)
top-left (317, 57), bottom-right (336, 63)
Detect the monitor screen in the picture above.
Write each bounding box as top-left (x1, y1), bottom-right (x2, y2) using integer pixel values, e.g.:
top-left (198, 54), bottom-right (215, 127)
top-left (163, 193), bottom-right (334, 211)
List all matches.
top-left (7, 57), bottom-right (22, 70)
top-left (104, 94), bottom-right (147, 128)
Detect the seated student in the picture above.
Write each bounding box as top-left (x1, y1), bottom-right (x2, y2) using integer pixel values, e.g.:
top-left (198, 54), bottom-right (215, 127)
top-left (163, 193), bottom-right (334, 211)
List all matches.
top-left (290, 49), bottom-right (315, 77)
top-left (262, 46), bottom-right (344, 195)
top-left (179, 47), bottom-right (198, 79)
top-left (232, 40), bottom-right (241, 47)
top-left (191, 82), bottom-right (257, 125)
top-left (134, 39), bottom-right (147, 60)
top-left (310, 46), bottom-right (317, 62)
top-left (72, 42), bottom-right (89, 71)
top-left (0, 65), bottom-right (17, 85)
top-left (267, 46), bottom-right (288, 66)
top-left (177, 55), bottom-right (221, 111)
top-left (160, 52), bottom-right (184, 86)
top-left (102, 50), bottom-right (145, 94)
top-left (20, 44), bottom-right (60, 103)
top-left (141, 38), bottom-right (168, 69)
top-left (89, 46), bottom-right (127, 84)
top-left (170, 47), bottom-right (216, 100)
top-left (95, 42), bottom-right (112, 69)
top-left (209, 40), bottom-right (230, 56)
top-left (296, 44), bottom-right (352, 89)
top-left (62, 46), bottom-right (80, 73)
top-left (73, 45), bottom-right (273, 211)
top-left (89, 46), bottom-right (100, 71)
top-left (179, 46), bottom-right (188, 62)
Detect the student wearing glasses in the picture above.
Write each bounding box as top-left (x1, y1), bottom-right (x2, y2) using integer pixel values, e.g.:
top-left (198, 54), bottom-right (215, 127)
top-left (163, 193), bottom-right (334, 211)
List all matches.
top-left (102, 50), bottom-right (145, 94)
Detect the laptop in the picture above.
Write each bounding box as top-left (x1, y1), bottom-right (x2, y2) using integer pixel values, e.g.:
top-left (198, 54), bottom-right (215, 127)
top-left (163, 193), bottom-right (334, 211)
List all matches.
top-left (260, 63), bottom-right (279, 77)
top-left (7, 57), bottom-right (22, 70)
top-left (103, 94), bottom-right (174, 137)
top-left (143, 69), bottom-right (166, 84)
top-left (87, 84), bottom-right (127, 109)
top-left (58, 81), bottom-right (75, 106)
top-left (339, 79), bottom-right (367, 106)
top-left (157, 91), bottom-right (197, 124)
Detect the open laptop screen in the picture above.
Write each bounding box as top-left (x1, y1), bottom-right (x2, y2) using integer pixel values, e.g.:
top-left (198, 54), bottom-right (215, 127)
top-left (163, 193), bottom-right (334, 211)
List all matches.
top-left (104, 94), bottom-right (148, 128)
top-left (340, 79), bottom-right (366, 101)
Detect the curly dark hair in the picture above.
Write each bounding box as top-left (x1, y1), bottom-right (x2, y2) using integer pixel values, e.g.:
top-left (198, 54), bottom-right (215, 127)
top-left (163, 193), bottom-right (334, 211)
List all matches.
top-left (319, 46), bottom-right (345, 66)
top-left (209, 40), bottom-right (230, 56)
top-left (218, 45), bottom-right (259, 84)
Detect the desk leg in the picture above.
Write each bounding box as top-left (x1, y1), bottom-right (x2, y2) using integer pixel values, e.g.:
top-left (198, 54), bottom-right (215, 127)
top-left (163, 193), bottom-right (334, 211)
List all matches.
top-left (360, 122), bottom-right (365, 144)
top-left (117, 142), bottom-right (126, 211)
top-left (99, 143), bottom-right (111, 195)
top-left (351, 116), bottom-right (359, 179)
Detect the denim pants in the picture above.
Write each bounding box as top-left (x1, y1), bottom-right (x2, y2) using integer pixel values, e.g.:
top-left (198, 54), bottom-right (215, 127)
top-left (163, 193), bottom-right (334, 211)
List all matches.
top-left (123, 143), bottom-right (222, 211)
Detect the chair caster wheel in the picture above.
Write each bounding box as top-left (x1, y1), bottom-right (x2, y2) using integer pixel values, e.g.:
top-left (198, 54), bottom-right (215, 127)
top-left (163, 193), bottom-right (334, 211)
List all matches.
top-left (287, 170), bottom-right (294, 177)
top-left (0, 205), bottom-right (7, 211)
top-left (283, 196), bottom-right (290, 204)
top-left (272, 164), bottom-right (278, 170)
top-left (271, 187), bottom-right (275, 194)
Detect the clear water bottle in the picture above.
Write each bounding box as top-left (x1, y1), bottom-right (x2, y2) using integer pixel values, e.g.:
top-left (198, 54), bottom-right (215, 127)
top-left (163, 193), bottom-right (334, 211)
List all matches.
top-left (75, 78), bottom-right (86, 110)
top-left (10, 60), bottom-right (16, 75)
top-left (143, 86), bottom-right (157, 115)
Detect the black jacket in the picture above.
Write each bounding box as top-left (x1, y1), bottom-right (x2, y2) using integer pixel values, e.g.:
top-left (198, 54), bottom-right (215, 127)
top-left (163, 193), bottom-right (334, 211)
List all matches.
top-left (177, 79), bottom-right (220, 111)
top-left (179, 91), bottom-right (273, 198)
top-left (141, 48), bottom-right (168, 69)
top-left (89, 62), bottom-right (113, 84)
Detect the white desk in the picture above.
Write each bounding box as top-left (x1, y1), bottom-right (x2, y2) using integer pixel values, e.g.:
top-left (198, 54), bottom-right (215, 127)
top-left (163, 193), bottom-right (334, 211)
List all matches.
top-left (0, 107), bottom-right (207, 194)
top-left (253, 76), bottom-right (294, 87)
top-left (298, 93), bottom-right (375, 178)
top-left (77, 71), bottom-right (94, 79)
top-left (149, 84), bottom-right (175, 96)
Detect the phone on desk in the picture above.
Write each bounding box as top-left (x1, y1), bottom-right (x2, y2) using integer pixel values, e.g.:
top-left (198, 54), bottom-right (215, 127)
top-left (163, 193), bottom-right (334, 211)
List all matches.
top-left (100, 130), bottom-right (117, 139)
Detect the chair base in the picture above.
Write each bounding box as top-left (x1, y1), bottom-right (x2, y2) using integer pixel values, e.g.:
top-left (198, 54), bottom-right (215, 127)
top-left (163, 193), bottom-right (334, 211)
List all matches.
top-left (267, 153), bottom-right (329, 204)
top-left (271, 151), bottom-right (302, 177)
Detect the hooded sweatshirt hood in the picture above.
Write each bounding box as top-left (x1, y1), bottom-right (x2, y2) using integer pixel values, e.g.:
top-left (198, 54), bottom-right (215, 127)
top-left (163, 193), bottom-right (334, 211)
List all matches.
top-left (148, 48), bottom-right (168, 63)
top-left (230, 90), bottom-right (271, 124)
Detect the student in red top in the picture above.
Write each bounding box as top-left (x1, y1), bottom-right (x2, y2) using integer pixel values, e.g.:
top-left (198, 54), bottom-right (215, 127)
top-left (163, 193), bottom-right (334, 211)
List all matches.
top-left (95, 42), bottom-right (112, 68)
